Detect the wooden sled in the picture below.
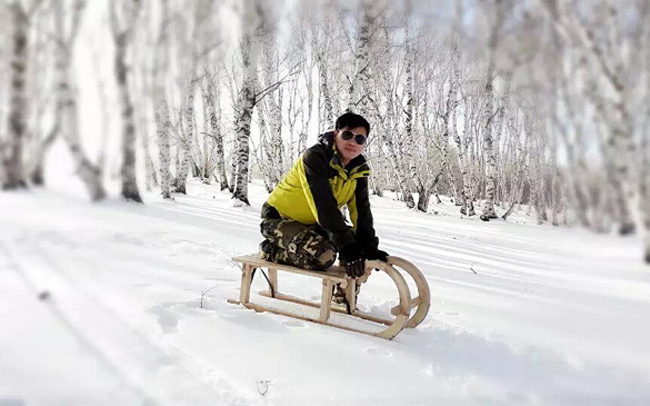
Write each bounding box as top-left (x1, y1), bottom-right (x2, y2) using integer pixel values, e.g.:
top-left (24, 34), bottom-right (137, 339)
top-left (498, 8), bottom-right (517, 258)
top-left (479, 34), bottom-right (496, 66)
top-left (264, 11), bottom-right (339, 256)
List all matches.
top-left (228, 254), bottom-right (431, 340)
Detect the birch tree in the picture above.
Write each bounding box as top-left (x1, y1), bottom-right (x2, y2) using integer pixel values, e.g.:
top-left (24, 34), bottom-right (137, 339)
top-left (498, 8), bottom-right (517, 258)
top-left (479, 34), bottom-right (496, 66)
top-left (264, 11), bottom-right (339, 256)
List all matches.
top-left (286, 15), bottom-right (313, 161)
top-left (153, 0), bottom-right (172, 199)
top-left (479, 0), bottom-right (511, 221)
top-left (640, 1), bottom-right (650, 263)
top-left (309, 3), bottom-right (337, 132)
top-left (25, 2), bottom-right (56, 186)
top-left (174, 76), bottom-right (197, 194)
top-left (451, 19), bottom-right (475, 215)
top-left (231, 0), bottom-right (266, 205)
top-left (169, 4), bottom-right (195, 194)
top-left (639, 104), bottom-right (650, 264)
top-left (259, 23), bottom-right (285, 188)
top-left (347, 0), bottom-right (377, 117)
top-left (2, 0), bottom-right (44, 190)
top-left (172, 31), bottom-right (197, 194)
top-left (53, 0), bottom-right (107, 201)
top-left (132, 14), bottom-right (157, 193)
top-left (0, 13), bottom-right (9, 138)
top-left (204, 68), bottom-right (228, 190)
top-left (110, 0), bottom-right (142, 203)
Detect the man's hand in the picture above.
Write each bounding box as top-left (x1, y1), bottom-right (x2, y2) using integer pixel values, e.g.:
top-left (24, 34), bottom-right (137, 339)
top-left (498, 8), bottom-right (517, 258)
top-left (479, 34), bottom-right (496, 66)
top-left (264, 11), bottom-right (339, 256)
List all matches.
top-left (364, 247), bottom-right (389, 262)
top-left (339, 242), bottom-right (366, 278)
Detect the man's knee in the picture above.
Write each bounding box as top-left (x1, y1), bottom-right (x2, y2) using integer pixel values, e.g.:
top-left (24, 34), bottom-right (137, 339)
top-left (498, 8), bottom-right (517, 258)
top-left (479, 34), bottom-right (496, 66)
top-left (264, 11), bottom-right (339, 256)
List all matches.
top-left (261, 219), bottom-right (304, 248)
top-left (287, 233), bottom-right (336, 270)
top-left (262, 219), bottom-right (337, 270)
top-left (260, 218), bottom-right (282, 241)
top-left (315, 243), bottom-right (336, 269)
top-left (300, 238), bottom-right (336, 270)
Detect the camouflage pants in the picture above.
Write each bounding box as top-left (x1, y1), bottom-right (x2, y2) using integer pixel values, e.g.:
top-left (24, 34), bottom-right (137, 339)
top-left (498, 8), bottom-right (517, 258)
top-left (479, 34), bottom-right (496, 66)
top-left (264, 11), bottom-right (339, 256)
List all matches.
top-left (259, 204), bottom-right (361, 305)
top-left (260, 218), bottom-right (337, 271)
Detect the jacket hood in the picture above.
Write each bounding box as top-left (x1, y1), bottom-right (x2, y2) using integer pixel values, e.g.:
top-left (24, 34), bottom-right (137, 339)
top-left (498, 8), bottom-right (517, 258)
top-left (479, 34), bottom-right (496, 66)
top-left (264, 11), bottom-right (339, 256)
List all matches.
top-left (317, 131), bottom-right (335, 148)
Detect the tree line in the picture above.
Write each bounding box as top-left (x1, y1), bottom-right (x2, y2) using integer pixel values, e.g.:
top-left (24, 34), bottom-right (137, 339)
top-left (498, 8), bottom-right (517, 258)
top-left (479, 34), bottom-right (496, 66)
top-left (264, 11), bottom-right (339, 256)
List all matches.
top-left (1, 0), bottom-right (648, 263)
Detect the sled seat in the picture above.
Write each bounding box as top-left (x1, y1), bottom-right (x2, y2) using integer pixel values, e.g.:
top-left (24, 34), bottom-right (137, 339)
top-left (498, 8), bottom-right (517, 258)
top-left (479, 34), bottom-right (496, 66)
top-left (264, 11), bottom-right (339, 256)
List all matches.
top-left (228, 253), bottom-right (431, 340)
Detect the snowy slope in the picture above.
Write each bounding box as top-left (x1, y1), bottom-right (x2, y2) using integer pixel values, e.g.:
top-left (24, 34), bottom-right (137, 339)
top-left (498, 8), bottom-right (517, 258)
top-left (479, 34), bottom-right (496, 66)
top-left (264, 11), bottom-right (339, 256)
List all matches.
top-left (1, 181), bottom-right (649, 406)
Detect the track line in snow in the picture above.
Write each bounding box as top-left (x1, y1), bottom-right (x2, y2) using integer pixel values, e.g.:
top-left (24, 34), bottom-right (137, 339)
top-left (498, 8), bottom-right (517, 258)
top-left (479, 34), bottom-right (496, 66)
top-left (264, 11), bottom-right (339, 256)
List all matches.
top-left (2, 234), bottom-right (259, 405)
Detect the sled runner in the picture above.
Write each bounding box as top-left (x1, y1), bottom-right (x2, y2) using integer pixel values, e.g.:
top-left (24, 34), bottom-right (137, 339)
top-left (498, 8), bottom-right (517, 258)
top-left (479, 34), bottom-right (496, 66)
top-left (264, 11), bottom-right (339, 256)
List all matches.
top-left (228, 254), bottom-right (430, 340)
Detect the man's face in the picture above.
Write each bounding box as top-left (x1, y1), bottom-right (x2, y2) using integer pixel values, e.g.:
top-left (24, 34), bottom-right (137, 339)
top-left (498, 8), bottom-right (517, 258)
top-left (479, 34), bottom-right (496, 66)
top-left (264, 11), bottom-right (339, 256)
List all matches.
top-left (334, 126), bottom-right (367, 164)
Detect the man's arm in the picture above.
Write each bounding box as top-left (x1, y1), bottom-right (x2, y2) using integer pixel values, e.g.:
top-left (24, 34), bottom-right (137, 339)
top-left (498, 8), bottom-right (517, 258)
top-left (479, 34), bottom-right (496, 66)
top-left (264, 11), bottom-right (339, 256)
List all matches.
top-left (298, 147), bottom-right (355, 249)
top-left (348, 177), bottom-right (379, 253)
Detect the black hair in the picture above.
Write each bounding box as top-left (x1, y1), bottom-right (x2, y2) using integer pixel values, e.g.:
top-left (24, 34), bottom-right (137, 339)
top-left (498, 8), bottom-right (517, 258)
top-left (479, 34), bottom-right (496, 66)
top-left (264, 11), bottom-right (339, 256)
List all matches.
top-left (335, 112), bottom-right (370, 136)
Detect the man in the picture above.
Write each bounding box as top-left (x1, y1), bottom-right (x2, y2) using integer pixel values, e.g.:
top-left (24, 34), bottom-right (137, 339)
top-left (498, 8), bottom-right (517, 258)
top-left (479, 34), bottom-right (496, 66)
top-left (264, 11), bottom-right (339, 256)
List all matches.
top-left (259, 112), bottom-right (388, 303)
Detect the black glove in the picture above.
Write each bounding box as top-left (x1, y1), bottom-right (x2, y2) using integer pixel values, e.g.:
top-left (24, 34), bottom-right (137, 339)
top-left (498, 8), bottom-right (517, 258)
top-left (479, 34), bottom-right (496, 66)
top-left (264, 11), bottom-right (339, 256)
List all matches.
top-left (364, 248), bottom-right (389, 262)
top-left (339, 242), bottom-right (366, 278)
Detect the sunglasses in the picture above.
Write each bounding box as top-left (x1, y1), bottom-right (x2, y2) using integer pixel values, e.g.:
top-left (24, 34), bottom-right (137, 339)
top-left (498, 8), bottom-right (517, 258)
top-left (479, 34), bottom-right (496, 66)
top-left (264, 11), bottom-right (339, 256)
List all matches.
top-left (340, 130), bottom-right (367, 145)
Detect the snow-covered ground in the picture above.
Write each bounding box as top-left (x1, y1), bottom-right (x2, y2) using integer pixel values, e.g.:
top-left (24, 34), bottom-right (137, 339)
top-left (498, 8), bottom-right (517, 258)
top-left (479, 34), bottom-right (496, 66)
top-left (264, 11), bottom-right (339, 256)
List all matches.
top-left (2, 180), bottom-right (649, 405)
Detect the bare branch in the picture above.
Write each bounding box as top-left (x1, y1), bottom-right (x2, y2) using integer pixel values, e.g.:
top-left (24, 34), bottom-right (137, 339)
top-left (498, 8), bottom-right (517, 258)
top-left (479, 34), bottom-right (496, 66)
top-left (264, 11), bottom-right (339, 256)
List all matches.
top-left (254, 62), bottom-right (302, 101)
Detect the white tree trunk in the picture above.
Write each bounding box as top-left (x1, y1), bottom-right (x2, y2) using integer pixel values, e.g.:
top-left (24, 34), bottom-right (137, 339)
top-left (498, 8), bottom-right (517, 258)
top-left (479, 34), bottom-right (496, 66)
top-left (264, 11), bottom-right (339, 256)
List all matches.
top-left (642, 41), bottom-right (650, 263)
top-left (479, 0), bottom-right (505, 221)
top-left (258, 97), bottom-right (275, 192)
top-left (53, 0), bottom-right (107, 201)
top-left (454, 95), bottom-right (476, 216)
top-left (2, 2), bottom-right (29, 190)
top-left (229, 139), bottom-right (237, 193)
top-left (261, 37), bottom-right (284, 185)
top-left (156, 97), bottom-right (172, 199)
top-left (174, 80), bottom-right (196, 194)
top-left (209, 77), bottom-right (228, 191)
top-left (111, 0), bottom-right (142, 203)
top-left (232, 82), bottom-right (257, 204)
top-left (426, 63), bottom-right (457, 212)
top-left (153, 0), bottom-right (171, 199)
top-left (30, 124), bottom-right (59, 186)
top-left (642, 136), bottom-right (650, 262)
top-left (316, 52), bottom-right (333, 131)
top-left (232, 0), bottom-right (264, 205)
top-left (27, 9), bottom-right (56, 186)
top-left (480, 83), bottom-right (498, 220)
top-left (453, 101), bottom-right (475, 216)
top-left (141, 119), bottom-right (158, 191)
top-left (403, 23), bottom-right (424, 210)
top-left (347, 0), bottom-right (374, 116)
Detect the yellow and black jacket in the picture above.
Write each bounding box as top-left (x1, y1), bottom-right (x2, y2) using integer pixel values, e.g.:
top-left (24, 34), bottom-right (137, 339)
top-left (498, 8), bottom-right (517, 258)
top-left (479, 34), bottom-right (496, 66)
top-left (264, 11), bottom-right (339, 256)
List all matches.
top-left (265, 132), bottom-right (379, 251)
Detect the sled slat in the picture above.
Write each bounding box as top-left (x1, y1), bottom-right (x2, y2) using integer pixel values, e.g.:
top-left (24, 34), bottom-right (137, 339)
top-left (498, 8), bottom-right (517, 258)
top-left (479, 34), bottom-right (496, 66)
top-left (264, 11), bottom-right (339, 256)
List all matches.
top-left (391, 296), bottom-right (420, 316)
top-left (268, 268), bottom-right (278, 293)
top-left (320, 279), bottom-right (333, 321)
top-left (233, 254), bottom-right (347, 283)
top-left (239, 265), bottom-right (252, 304)
top-left (240, 301), bottom-right (402, 339)
top-left (259, 290), bottom-right (394, 326)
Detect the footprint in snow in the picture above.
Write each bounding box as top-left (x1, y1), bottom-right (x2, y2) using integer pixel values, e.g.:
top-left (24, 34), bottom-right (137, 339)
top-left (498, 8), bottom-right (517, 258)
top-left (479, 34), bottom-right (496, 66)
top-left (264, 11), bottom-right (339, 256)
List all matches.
top-left (113, 233), bottom-right (146, 247)
top-left (148, 304), bottom-right (180, 334)
top-left (282, 320), bottom-right (307, 328)
top-left (364, 347), bottom-right (393, 358)
top-left (204, 277), bottom-right (237, 283)
top-left (435, 310), bottom-right (461, 317)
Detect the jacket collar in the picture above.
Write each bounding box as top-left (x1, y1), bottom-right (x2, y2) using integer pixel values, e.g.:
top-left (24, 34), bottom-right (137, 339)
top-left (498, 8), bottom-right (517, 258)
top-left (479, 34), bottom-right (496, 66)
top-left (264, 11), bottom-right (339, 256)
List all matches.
top-left (318, 131), bottom-right (369, 177)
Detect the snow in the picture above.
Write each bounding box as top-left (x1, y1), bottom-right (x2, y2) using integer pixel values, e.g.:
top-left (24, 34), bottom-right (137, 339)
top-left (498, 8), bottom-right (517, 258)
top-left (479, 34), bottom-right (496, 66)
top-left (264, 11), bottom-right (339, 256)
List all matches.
top-left (1, 181), bottom-right (650, 405)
